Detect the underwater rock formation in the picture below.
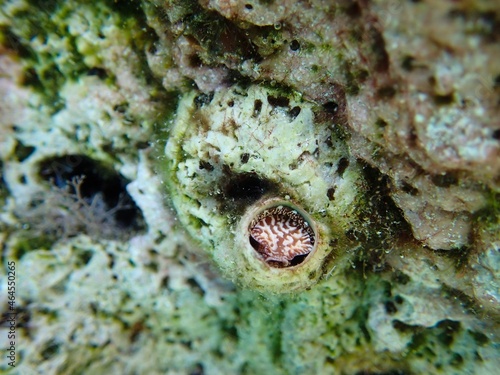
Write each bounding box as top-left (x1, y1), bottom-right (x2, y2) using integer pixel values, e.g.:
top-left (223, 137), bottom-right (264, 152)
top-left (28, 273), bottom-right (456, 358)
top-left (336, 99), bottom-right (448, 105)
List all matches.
top-left (164, 84), bottom-right (369, 292)
top-left (0, 0), bottom-right (498, 374)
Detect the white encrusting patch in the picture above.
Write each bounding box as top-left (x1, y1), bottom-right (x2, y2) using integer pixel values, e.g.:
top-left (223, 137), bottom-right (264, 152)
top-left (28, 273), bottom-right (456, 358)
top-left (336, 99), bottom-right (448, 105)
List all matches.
top-left (249, 205), bottom-right (315, 267)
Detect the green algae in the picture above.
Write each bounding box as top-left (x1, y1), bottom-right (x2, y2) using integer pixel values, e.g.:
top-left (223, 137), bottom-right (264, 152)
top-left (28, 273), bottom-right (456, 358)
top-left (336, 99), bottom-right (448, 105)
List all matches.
top-left (1, 1), bottom-right (498, 374)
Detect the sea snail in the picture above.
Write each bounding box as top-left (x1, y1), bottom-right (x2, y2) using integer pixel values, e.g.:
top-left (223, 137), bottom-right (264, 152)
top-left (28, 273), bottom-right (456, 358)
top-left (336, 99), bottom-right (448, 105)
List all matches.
top-left (247, 201), bottom-right (316, 268)
top-left (164, 84), bottom-right (365, 292)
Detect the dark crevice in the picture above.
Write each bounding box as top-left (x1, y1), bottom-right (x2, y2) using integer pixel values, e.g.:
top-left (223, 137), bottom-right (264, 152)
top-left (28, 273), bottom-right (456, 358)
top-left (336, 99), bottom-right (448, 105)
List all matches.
top-left (38, 154), bottom-right (144, 230)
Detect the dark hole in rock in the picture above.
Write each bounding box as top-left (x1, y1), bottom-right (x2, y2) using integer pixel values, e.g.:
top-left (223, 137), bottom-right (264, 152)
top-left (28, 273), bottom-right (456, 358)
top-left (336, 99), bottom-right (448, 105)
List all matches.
top-left (188, 53), bottom-right (204, 68)
top-left (290, 39), bottom-right (300, 51)
top-left (288, 106), bottom-right (301, 120)
top-left (114, 103), bottom-right (128, 113)
top-left (401, 55), bottom-right (415, 71)
top-left (194, 92), bottom-right (214, 108)
top-left (375, 118), bottom-right (388, 128)
top-left (377, 85), bottom-right (397, 99)
top-left (492, 129), bottom-right (500, 140)
top-left (14, 141), bottom-right (35, 162)
top-left (148, 44), bottom-right (157, 54)
top-left (431, 172), bottom-right (458, 188)
top-left (41, 340), bottom-right (60, 361)
top-left (186, 278), bottom-right (205, 295)
top-left (434, 93), bottom-right (454, 105)
top-left (436, 319), bottom-right (461, 346)
top-left (495, 74), bottom-right (500, 88)
top-left (322, 101), bottom-right (338, 113)
top-left (267, 95), bottom-right (289, 107)
top-left (369, 27), bottom-right (390, 72)
top-left (38, 154), bottom-right (143, 229)
top-left (327, 187), bottom-right (336, 201)
top-left (224, 69), bottom-right (252, 86)
top-left (77, 249), bottom-right (93, 266)
top-left (345, 2), bottom-right (362, 18)
top-left (385, 301), bottom-right (398, 314)
top-left (253, 99), bottom-right (263, 116)
top-left (223, 172), bottom-right (273, 202)
top-left (87, 67), bottom-right (107, 79)
top-left (337, 157), bottom-right (349, 177)
top-left (199, 160), bottom-right (214, 171)
top-left (470, 330), bottom-right (489, 346)
top-left (240, 153), bottom-right (250, 164)
top-left (401, 181), bottom-right (419, 196)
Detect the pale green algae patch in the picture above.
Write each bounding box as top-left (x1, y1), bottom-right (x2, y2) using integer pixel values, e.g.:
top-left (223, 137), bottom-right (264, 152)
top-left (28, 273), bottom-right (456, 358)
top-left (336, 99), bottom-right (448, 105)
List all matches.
top-left (0, 0), bottom-right (499, 374)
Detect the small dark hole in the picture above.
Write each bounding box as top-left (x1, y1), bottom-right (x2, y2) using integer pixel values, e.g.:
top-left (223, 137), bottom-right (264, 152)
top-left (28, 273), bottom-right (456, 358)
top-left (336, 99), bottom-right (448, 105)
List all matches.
top-left (41, 341), bottom-right (60, 361)
top-left (188, 53), bottom-right (203, 68)
top-left (337, 158), bottom-right (349, 177)
top-left (114, 103), bottom-right (128, 113)
top-left (87, 67), bottom-right (107, 79)
top-left (199, 160), bottom-right (214, 171)
top-left (290, 39), bottom-right (300, 51)
top-left (186, 278), bottom-right (205, 295)
top-left (401, 55), bottom-right (415, 71)
top-left (434, 93), bottom-right (454, 105)
top-left (148, 44), bottom-right (157, 54)
top-left (345, 2), bottom-right (362, 18)
top-left (375, 118), bottom-right (388, 128)
top-left (385, 301), bottom-right (398, 314)
top-left (492, 129), bottom-right (500, 140)
top-left (494, 74), bottom-right (500, 88)
top-left (431, 173), bottom-right (458, 188)
top-left (245, 4), bottom-right (253, 10)
top-left (240, 153), bottom-right (250, 164)
top-left (288, 106), bottom-right (301, 120)
top-left (78, 250), bottom-right (93, 266)
top-left (253, 99), bottom-right (263, 116)
top-left (194, 92), bottom-right (214, 108)
top-left (322, 101), bottom-right (338, 113)
top-left (224, 172), bottom-right (272, 201)
top-left (327, 187), bottom-right (335, 201)
top-left (450, 353), bottom-right (464, 367)
top-left (14, 141), bottom-right (35, 162)
top-left (401, 181), bottom-right (418, 196)
top-left (267, 95), bottom-right (289, 107)
top-left (377, 85), bottom-right (396, 98)
top-left (470, 330), bottom-right (489, 346)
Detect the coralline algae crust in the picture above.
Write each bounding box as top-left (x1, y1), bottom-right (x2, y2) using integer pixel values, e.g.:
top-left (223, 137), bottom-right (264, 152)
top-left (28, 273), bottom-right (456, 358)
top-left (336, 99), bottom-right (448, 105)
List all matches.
top-left (1, 0), bottom-right (498, 374)
top-left (165, 84), bottom-right (364, 292)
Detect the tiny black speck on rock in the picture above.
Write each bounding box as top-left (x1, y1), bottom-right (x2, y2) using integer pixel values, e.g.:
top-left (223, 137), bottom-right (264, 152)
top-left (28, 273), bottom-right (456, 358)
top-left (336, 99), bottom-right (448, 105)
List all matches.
top-left (290, 39), bottom-right (300, 51)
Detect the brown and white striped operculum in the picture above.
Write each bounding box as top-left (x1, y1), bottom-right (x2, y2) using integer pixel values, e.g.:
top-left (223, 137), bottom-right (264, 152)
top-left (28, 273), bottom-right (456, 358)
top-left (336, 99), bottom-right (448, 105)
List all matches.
top-left (246, 199), bottom-right (318, 268)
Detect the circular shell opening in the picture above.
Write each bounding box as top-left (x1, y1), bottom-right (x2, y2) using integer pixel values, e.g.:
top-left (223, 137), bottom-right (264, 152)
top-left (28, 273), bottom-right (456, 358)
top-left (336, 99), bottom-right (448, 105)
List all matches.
top-left (248, 204), bottom-right (317, 268)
